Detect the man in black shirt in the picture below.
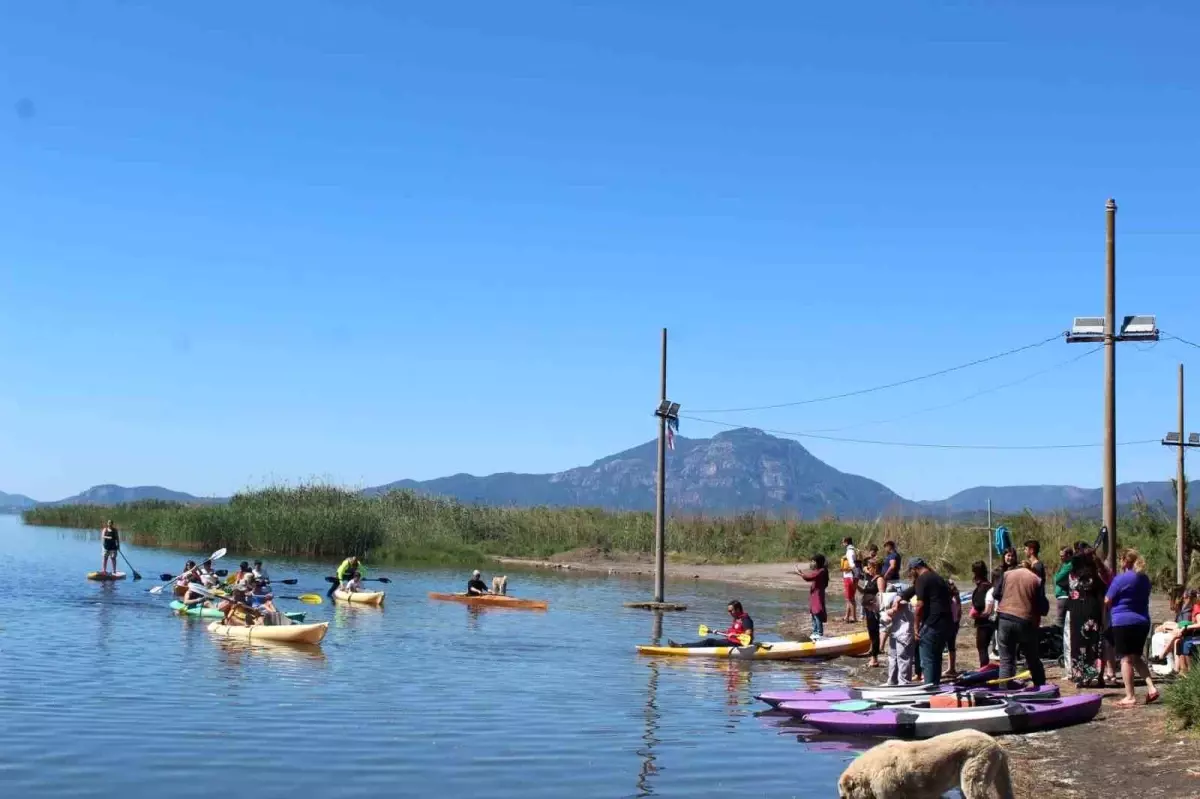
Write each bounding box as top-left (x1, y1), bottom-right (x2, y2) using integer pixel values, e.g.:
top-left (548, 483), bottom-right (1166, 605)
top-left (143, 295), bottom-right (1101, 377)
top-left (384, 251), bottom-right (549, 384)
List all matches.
top-left (900, 556), bottom-right (953, 687)
top-left (466, 569), bottom-right (491, 595)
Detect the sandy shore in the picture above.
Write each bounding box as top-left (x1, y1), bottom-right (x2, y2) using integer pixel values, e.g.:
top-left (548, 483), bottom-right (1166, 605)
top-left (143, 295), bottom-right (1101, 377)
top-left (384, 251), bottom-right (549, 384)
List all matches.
top-left (495, 550), bottom-right (807, 591)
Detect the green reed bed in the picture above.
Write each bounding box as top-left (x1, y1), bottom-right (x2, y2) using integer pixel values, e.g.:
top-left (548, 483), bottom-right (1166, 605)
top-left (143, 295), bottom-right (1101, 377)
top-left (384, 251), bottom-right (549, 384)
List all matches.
top-left (20, 485), bottom-right (1198, 585)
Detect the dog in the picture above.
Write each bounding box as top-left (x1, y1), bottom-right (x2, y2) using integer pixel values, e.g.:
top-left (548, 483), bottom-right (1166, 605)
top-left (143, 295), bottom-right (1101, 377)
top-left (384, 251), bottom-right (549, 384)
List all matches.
top-left (491, 575), bottom-right (507, 595)
top-left (837, 729), bottom-right (1014, 799)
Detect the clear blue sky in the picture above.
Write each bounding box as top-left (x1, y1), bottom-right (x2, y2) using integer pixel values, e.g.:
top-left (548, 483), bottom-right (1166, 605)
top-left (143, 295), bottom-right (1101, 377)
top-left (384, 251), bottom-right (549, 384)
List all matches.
top-left (2, 1), bottom-right (1199, 502)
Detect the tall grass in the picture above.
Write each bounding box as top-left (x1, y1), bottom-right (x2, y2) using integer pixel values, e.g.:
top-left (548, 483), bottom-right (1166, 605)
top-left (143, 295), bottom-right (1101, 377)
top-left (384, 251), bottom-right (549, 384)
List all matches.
top-left (20, 484), bottom-right (1197, 583)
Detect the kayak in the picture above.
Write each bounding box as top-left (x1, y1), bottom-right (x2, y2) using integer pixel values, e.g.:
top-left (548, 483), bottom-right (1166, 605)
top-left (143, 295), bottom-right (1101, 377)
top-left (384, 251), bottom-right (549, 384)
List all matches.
top-left (756, 663), bottom-right (1001, 707)
top-left (206, 620), bottom-right (329, 645)
top-left (803, 693), bottom-right (1102, 738)
top-left (636, 632), bottom-right (871, 661)
top-left (428, 592), bottom-right (548, 610)
top-left (333, 589), bottom-right (385, 606)
top-left (775, 684), bottom-right (1060, 718)
top-left (86, 571), bottom-right (126, 581)
top-left (170, 601), bottom-right (305, 622)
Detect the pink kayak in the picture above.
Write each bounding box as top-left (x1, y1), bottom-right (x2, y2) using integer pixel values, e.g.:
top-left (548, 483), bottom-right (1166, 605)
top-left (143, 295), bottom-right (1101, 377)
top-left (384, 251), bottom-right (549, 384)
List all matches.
top-left (775, 684), bottom-right (1060, 718)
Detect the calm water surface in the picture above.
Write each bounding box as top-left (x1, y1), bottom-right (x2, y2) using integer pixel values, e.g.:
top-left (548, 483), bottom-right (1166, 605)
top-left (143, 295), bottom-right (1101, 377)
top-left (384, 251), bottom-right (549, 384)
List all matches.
top-left (0, 516), bottom-right (871, 798)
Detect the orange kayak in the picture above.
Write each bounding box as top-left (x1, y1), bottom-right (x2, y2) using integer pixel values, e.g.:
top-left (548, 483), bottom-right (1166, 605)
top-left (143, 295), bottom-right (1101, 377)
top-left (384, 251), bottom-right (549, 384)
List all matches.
top-left (428, 592), bottom-right (548, 610)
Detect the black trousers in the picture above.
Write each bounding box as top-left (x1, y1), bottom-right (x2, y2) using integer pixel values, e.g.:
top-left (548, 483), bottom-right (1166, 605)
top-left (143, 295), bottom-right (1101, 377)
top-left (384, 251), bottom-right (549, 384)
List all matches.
top-left (975, 624), bottom-right (995, 669)
top-left (865, 610), bottom-right (881, 658)
top-left (996, 615), bottom-right (1046, 686)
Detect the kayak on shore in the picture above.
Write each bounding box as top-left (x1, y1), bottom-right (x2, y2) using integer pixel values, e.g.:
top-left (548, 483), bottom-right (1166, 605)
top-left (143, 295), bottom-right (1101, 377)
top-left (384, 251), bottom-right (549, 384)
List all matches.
top-left (636, 631), bottom-right (871, 661)
top-left (803, 692), bottom-right (1101, 738)
top-left (170, 600), bottom-right (305, 622)
top-left (87, 571), bottom-right (126, 581)
top-left (206, 620), bottom-right (330, 645)
top-left (333, 589), bottom-right (385, 606)
top-left (428, 592), bottom-right (548, 610)
top-left (774, 684), bottom-right (1061, 718)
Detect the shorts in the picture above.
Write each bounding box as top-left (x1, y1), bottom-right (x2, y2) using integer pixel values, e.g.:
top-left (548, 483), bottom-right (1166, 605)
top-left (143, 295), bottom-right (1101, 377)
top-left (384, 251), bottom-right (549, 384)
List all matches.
top-left (102, 546), bottom-right (118, 555)
top-left (1111, 622), bottom-right (1151, 658)
top-left (1181, 638), bottom-right (1200, 658)
top-left (843, 577), bottom-right (856, 601)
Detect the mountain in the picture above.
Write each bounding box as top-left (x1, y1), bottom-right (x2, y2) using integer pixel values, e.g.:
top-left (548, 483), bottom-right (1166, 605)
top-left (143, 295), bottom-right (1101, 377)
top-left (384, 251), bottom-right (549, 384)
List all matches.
top-left (0, 490), bottom-right (37, 512)
top-left (48, 484), bottom-right (223, 506)
top-left (922, 481), bottom-right (1199, 515)
top-left (369, 428), bottom-right (918, 518)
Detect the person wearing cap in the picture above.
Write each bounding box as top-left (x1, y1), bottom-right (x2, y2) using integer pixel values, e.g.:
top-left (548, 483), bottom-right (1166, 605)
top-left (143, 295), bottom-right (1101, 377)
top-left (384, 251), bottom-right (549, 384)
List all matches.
top-left (898, 556), bottom-right (954, 687)
top-left (251, 559), bottom-right (270, 583)
top-left (466, 570), bottom-right (491, 596)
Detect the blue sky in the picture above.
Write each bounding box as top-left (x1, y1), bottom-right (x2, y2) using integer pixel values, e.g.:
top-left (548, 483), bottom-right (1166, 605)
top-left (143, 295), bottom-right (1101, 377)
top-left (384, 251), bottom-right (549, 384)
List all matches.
top-left (2, 1), bottom-right (1200, 502)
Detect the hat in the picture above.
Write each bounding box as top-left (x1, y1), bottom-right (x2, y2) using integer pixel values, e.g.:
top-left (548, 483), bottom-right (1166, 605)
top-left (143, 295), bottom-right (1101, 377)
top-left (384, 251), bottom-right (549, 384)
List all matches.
top-left (472, 569), bottom-right (481, 577)
top-left (907, 556), bottom-right (927, 570)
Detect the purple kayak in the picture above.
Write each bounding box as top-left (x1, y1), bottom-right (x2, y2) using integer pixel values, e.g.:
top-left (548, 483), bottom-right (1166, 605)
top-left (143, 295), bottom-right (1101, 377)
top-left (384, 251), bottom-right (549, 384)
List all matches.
top-left (775, 684), bottom-right (1059, 718)
top-left (804, 693), bottom-right (1102, 738)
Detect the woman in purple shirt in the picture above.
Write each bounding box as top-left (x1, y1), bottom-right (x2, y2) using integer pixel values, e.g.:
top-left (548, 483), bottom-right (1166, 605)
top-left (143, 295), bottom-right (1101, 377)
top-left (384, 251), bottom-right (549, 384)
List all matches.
top-left (1104, 549), bottom-right (1159, 707)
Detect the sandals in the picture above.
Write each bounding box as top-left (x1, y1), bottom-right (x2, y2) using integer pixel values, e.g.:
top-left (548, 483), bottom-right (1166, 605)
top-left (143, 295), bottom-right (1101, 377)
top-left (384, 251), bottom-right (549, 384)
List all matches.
top-left (1146, 690), bottom-right (1161, 705)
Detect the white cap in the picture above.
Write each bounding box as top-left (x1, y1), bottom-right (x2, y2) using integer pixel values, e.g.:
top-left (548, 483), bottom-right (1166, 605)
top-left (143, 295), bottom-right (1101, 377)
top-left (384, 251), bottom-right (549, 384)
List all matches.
top-left (472, 569), bottom-right (481, 577)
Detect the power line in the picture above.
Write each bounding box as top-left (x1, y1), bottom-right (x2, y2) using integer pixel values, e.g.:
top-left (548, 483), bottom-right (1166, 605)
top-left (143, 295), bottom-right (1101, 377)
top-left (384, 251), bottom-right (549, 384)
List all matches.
top-left (680, 414), bottom-right (1160, 451)
top-left (802, 345), bottom-right (1102, 433)
top-left (689, 333), bottom-right (1064, 414)
top-left (1163, 331), bottom-right (1200, 351)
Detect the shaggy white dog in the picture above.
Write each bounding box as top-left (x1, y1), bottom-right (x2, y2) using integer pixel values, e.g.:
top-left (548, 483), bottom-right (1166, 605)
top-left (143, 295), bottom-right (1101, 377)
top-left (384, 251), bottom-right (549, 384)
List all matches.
top-left (837, 729), bottom-right (1014, 799)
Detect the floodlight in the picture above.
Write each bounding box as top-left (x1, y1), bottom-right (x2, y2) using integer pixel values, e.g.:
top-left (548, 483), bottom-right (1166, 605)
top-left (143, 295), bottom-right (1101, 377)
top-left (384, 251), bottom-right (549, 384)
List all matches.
top-left (656, 399), bottom-right (672, 415)
top-left (1190, 433), bottom-right (1200, 445)
top-left (1120, 315), bottom-right (1157, 337)
top-left (1165, 432), bottom-right (1181, 444)
top-left (1071, 317), bottom-right (1105, 336)
top-left (666, 402), bottom-right (681, 417)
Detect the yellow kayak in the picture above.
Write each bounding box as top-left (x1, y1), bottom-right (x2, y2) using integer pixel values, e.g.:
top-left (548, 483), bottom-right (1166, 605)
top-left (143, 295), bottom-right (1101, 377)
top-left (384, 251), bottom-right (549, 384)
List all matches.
top-left (428, 592), bottom-right (548, 610)
top-left (206, 620), bottom-right (329, 645)
top-left (333, 589), bottom-right (385, 606)
top-left (86, 571), bottom-right (126, 581)
top-left (636, 632), bottom-right (871, 661)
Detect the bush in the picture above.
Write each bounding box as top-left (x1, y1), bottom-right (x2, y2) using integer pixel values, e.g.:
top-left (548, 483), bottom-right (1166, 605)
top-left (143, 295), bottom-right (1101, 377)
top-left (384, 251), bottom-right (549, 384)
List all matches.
top-left (1164, 666), bottom-right (1200, 729)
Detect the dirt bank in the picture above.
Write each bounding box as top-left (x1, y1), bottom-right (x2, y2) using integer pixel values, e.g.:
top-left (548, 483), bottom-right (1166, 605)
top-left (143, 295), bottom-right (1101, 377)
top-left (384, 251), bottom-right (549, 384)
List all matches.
top-left (495, 549), bottom-right (806, 591)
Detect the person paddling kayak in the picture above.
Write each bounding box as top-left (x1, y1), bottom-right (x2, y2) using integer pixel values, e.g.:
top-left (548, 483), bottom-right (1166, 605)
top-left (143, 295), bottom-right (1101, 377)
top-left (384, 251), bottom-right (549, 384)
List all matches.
top-left (670, 601), bottom-right (755, 648)
top-left (219, 588), bottom-right (264, 627)
top-left (100, 520), bottom-right (120, 574)
top-left (252, 559), bottom-right (270, 583)
top-left (337, 556), bottom-right (365, 592)
top-left (466, 570), bottom-right (491, 596)
top-left (229, 562), bottom-right (254, 590)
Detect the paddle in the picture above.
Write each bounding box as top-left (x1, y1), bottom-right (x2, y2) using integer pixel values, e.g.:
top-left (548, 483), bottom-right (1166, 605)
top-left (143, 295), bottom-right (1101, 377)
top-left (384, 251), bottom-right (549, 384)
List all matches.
top-left (981, 670), bottom-right (1031, 686)
top-left (157, 569), bottom-right (233, 581)
top-left (698, 624), bottom-right (753, 647)
top-left (149, 548), bottom-right (227, 595)
top-left (324, 576), bottom-right (391, 583)
top-left (118, 550), bottom-right (143, 580)
top-left (186, 583), bottom-right (271, 623)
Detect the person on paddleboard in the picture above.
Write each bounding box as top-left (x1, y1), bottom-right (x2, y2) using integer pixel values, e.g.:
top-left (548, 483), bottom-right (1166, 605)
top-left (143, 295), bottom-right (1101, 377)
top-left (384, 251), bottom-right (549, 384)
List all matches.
top-left (669, 601), bottom-right (755, 648)
top-left (466, 570), bottom-right (491, 596)
top-left (100, 520), bottom-right (120, 574)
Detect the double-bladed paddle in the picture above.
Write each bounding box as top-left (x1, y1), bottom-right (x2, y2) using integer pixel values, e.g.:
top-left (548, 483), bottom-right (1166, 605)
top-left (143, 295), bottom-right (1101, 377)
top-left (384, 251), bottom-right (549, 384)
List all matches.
top-left (149, 548), bottom-right (227, 595)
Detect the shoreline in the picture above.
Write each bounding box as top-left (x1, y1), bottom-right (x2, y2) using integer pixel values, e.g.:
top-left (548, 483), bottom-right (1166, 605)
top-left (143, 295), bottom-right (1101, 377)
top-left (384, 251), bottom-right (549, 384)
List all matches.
top-left (494, 552), bottom-right (808, 592)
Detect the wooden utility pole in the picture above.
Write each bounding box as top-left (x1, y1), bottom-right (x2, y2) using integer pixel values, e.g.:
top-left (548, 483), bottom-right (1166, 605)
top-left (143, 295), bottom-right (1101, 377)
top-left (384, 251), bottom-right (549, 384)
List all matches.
top-left (1102, 198), bottom-right (1118, 575)
top-left (1067, 199), bottom-right (1157, 574)
top-left (1178, 364), bottom-right (1186, 586)
top-left (1162, 364), bottom-right (1197, 586)
top-left (625, 329), bottom-right (685, 611)
top-left (653, 328), bottom-right (668, 603)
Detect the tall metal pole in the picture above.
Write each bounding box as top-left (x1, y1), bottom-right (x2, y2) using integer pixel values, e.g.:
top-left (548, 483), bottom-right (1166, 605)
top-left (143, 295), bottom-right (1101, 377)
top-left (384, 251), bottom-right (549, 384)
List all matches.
top-left (987, 499), bottom-right (993, 574)
top-left (1103, 198), bottom-right (1118, 574)
top-left (1179, 364), bottom-right (1187, 587)
top-left (653, 328), bottom-right (668, 603)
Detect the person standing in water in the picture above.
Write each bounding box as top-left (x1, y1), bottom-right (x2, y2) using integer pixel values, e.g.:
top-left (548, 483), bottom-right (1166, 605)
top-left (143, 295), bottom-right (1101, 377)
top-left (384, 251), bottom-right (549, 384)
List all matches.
top-left (100, 520), bottom-right (120, 574)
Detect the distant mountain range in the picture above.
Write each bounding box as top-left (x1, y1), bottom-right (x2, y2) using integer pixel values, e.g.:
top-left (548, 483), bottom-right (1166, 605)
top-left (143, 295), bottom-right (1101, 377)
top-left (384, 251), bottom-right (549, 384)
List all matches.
top-left (3, 428), bottom-right (1196, 518)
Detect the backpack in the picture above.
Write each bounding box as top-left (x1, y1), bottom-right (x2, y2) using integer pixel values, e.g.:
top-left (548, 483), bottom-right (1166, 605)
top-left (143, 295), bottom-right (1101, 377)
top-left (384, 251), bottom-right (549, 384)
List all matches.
top-left (993, 526), bottom-right (1012, 556)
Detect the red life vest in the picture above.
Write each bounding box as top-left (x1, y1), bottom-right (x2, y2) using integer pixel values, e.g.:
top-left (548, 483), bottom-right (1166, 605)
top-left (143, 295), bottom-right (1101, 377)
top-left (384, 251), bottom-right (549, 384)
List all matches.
top-left (727, 612), bottom-right (753, 643)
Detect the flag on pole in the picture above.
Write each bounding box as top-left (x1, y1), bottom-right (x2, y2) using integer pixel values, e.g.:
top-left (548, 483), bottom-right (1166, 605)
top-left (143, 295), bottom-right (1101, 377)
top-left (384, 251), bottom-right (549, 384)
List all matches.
top-left (666, 417), bottom-right (679, 450)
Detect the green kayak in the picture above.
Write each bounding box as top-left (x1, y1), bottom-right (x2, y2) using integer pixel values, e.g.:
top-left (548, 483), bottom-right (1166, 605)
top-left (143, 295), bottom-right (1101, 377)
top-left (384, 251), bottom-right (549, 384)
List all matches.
top-left (170, 600), bottom-right (305, 623)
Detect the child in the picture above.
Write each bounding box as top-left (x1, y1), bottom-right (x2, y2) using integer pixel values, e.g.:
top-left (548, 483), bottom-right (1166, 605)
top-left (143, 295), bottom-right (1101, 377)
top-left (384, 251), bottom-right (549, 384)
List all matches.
top-left (880, 591), bottom-right (915, 685)
top-left (796, 553), bottom-right (830, 639)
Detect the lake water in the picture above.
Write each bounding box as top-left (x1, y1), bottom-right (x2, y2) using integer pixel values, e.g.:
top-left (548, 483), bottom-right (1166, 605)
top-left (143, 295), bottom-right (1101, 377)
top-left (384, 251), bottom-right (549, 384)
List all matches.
top-left (0, 515), bottom-right (872, 798)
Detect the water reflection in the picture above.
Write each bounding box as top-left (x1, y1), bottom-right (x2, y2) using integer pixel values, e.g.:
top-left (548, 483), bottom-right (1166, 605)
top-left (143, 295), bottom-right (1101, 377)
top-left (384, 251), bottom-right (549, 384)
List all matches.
top-left (635, 612), bottom-right (664, 797)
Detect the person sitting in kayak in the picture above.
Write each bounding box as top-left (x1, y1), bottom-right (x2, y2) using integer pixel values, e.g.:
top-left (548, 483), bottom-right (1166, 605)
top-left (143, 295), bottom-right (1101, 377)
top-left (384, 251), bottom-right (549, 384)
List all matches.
top-left (466, 570), bottom-right (491, 596)
top-left (197, 561), bottom-right (221, 589)
top-left (100, 520), bottom-right (120, 574)
top-left (230, 562), bottom-right (255, 590)
top-left (669, 601), bottom-right (755, 648)
top-left (246, 576), bottom-right (279, 613)
top-left (219, 588), bottom-right (264, 627)
top-left (252, 559), bottom-right (270, 583)
top-left (337, 556), bottom-right (365, 592)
